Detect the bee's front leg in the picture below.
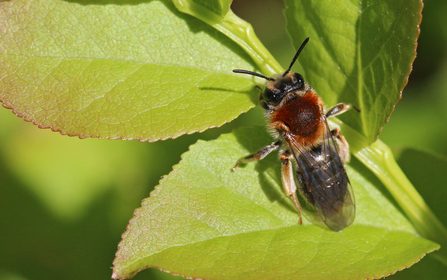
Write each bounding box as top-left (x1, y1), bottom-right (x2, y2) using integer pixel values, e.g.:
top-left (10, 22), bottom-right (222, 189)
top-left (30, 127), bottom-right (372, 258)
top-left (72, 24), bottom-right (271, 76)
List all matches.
top-left (325, 103), bottom-right (351, 118)
top-left (280, 150), bottom-right (303, 225)
top-left (232, 140), bottom-right (282, 170)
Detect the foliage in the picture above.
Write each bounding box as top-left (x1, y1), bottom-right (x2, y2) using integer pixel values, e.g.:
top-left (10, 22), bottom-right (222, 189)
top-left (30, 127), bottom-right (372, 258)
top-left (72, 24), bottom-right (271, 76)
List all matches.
top-left (0, 0), bottom-right (446, 279)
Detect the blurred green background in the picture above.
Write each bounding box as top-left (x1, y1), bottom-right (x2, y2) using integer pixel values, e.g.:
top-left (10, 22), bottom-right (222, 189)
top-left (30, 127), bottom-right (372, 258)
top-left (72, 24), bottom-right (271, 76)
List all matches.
top-left (1, 0), bottom-right (446, 279)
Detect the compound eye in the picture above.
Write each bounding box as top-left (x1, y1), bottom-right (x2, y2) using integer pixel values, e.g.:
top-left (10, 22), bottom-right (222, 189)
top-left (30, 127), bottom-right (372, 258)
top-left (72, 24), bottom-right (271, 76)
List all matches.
top-left (292, 73), bottom-right (304, 89)
top-left (263, 87), bottom-right (283, 103)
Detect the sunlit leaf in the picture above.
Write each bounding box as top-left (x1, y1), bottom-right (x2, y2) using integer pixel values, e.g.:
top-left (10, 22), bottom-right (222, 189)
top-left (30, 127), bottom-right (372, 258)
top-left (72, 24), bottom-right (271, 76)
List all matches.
top-left (285, 0), bottom-right (423, 144)
top-left (0, 0), bottom-right (255, 141)
top-left (113, 127), bottom-right (438, 279)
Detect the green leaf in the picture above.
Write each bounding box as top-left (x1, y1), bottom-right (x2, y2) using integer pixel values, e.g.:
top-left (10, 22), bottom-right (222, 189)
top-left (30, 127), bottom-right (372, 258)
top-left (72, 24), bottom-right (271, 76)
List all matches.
top-left (380, 67), bottom-right (447, 156)
top-left (284, 0), bottom-right (423, 144)
top-left (112, 126), bottom-right (438, 279)
top-left (386, 253), bottom-right (447, 280)
top-left (0, 0), bottom-right (255, 141)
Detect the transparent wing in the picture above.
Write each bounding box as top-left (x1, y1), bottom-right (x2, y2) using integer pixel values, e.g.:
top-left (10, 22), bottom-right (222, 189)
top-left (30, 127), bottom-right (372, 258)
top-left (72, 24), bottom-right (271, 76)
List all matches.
top-left (286, 118), bottom-right (355, 231)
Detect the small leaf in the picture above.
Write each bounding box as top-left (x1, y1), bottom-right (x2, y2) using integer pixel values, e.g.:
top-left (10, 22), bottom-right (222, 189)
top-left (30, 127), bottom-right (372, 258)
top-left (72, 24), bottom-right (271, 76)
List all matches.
top-left (284, 0), bottom-right (423, 144)
top-left (112, 126), bottom-right (438, 279)
top-left (0, 0), bottom-right (255, 141)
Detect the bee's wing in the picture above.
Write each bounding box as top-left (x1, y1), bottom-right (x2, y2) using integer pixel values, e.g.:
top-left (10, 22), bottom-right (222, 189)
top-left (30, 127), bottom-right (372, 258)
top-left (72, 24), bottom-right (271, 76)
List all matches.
top-left (287, 118), bottom-right (355, 231)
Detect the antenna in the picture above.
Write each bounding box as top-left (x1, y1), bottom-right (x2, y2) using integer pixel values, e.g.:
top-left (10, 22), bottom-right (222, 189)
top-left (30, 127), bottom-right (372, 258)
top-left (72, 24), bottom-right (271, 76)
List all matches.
top-left (232, 69), bottom-right (275, 81)
top-left (283, 37), bottom-right (310, 77)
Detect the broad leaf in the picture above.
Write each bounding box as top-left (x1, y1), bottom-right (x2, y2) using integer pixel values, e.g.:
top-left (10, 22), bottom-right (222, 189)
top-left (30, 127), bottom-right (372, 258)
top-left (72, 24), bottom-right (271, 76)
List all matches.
top-left (0, 0), bottom-right (255, 141)
top-left (112, 126), bottom-right (438, 279)
top-left (285, 0), bottom-right (423, 144)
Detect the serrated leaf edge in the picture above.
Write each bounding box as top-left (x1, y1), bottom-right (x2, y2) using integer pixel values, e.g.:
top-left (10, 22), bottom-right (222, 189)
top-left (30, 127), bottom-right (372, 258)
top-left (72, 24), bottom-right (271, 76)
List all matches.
top-left (375, 1), bottom-right (423, 141)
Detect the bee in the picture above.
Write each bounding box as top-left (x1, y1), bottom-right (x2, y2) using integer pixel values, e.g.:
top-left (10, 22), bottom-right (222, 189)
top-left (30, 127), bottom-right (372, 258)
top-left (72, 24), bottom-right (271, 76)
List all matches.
top-left (232, 38), bottom-right (355, 231)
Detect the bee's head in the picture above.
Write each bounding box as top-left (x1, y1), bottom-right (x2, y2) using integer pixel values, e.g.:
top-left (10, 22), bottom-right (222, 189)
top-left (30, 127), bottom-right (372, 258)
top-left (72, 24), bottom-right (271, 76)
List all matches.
top-left (233, 37), bottom-right (309, 110)
top-left (262, 72), bottom-right (305, 104)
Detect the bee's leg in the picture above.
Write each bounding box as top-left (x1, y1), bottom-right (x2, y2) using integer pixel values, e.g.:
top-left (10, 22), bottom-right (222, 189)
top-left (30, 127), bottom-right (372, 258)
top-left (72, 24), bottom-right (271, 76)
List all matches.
top-left (331, 128), bottom-right (350, 163)
top-left (280, 150), bottom-right (303, 225)
top-left (325, 103), bottom-right (351, 118)
top-left (232, 140), bottom-right (281, 170)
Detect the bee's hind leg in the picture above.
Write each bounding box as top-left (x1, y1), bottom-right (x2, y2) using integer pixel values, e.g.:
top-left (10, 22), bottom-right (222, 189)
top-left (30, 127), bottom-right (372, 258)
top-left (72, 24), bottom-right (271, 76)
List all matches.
top-left (232, 140), bottom-right (282, 170)
top-left (280, 150), bottom-right (303, 225)
top-left (331, 128), bottom-right (350, 163)
top-left (325, 103), bottom-right (352, 163)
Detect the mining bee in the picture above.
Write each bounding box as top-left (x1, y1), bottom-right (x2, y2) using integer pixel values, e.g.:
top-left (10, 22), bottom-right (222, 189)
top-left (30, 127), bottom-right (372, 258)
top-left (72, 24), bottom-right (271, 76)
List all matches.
top-left (232, 38), bottom-right (355, 231)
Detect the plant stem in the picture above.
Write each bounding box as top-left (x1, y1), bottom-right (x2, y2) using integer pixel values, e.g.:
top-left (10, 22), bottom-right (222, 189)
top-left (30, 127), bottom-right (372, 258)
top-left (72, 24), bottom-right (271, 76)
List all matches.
top-left (214, 10), bottom-right (282, 75)
top-left (356, 141), bottom-right (447, 264)
top-left (339, 121), bottom-right (447, 263)
top-left (173, 0), bottom-right (283, 75)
